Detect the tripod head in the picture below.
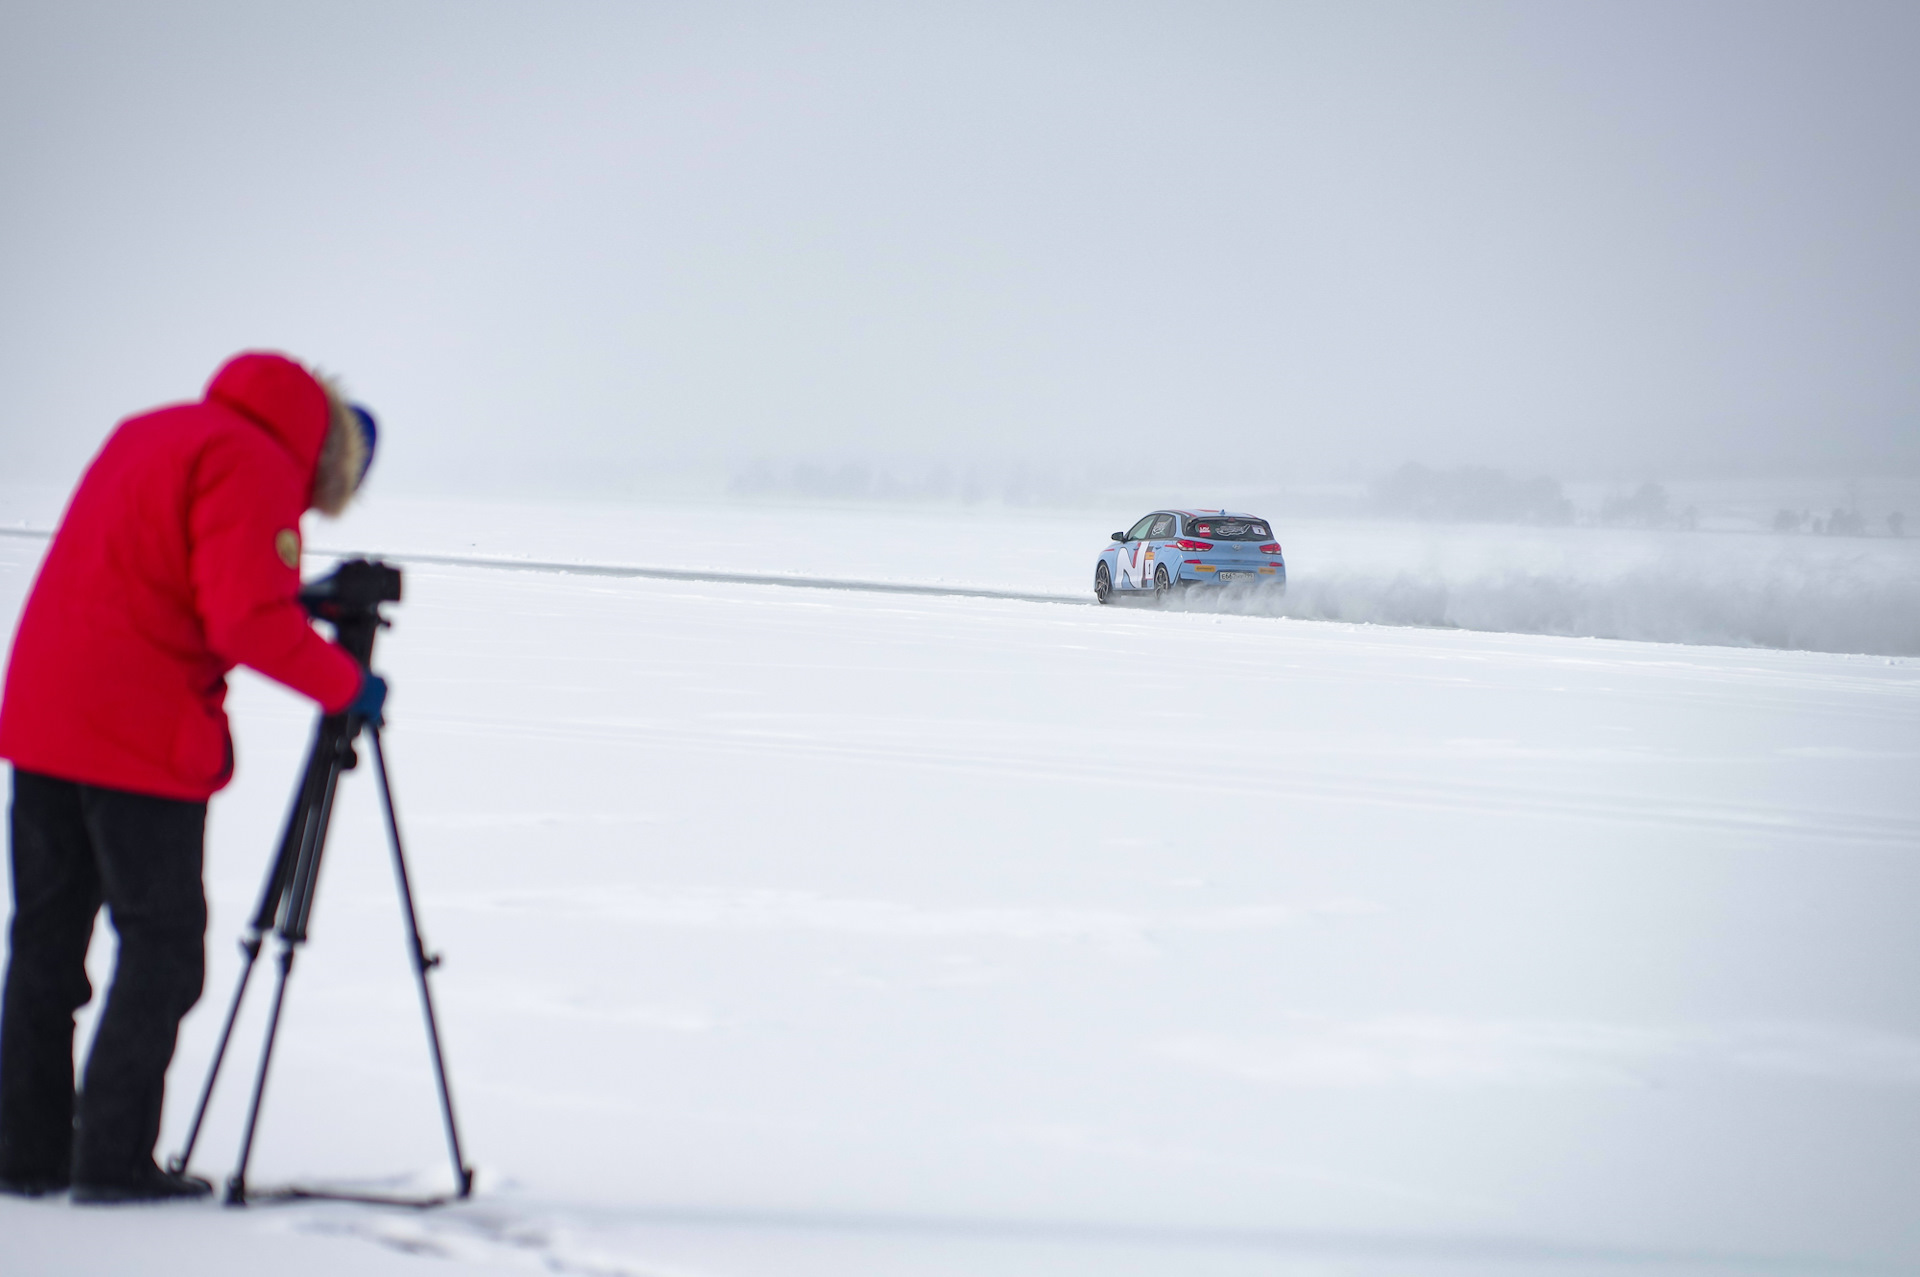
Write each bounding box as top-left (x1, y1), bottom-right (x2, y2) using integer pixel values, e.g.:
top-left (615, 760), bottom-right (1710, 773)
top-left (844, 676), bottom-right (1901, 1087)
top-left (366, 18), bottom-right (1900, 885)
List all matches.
top-left (300, 559), bottom-right (402, 665)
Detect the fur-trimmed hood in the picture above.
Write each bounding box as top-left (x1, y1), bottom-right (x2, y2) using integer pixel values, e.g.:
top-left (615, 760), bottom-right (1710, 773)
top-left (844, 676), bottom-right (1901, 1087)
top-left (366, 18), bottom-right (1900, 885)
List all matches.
top-left (202, 352), bottom-right (367, 516)
top-left (312, 375), bottom-right (369, 516)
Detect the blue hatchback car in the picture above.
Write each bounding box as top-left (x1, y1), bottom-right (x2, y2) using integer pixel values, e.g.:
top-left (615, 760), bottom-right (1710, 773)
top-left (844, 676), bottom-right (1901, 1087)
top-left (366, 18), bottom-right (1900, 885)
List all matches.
top-left (1094, 509), bottom-right (1286, 603)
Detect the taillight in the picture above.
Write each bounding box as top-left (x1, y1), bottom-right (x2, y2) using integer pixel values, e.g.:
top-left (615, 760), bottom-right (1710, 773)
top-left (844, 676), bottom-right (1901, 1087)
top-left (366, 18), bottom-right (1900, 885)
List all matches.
top-left (1171, 539), bottom-right (1214, 552)
top-left (1259, 543), bottom-right (1282, 554)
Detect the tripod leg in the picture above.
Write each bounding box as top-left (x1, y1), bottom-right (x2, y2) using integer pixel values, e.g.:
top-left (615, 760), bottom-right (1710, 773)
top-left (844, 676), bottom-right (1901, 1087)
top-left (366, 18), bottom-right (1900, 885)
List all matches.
top-left (370, 729), bottom-right (474, 1198)
top-left (224, 723), bottom-right (350, 1204)
top-left (167, 934), bottom-right (263, 1176)
top-left (282, 720), bottom-right (352, 944)
top-left (225, 943), bottom-right (297, 1205)
top-left (258, 719), bottom-right (336, 932)
top-left (171, 718), bottom-right (334, 1177)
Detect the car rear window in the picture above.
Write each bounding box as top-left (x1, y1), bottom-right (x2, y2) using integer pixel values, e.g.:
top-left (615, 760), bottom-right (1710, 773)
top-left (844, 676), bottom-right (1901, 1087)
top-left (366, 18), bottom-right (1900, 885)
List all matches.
top-left (1187, 518), bottom-right (1271, 540)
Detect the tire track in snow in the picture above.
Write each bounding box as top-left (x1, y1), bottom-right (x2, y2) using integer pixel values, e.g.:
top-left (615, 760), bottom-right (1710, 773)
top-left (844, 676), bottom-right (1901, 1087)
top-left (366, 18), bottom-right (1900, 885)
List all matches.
top-left (4, 527), bottom-right (1091, 606)
top-left (352, 547), bottom-right (1095, 606)
top-left (315, 1198), bottom-right (1817, 1276)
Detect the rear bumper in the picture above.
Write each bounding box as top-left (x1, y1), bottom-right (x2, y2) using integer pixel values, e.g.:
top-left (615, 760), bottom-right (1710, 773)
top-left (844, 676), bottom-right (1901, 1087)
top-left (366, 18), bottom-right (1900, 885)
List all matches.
top-left (1177, 562), bottom-right (1286, 585)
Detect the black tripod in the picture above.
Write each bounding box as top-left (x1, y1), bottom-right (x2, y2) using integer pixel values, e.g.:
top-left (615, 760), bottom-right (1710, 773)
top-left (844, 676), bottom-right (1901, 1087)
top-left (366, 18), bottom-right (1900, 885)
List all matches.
top-left (169, 560), bottom-right (473, 1207)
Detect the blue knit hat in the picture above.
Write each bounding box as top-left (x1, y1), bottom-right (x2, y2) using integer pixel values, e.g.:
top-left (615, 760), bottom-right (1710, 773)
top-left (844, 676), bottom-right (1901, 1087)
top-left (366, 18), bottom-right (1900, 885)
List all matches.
top-left (351, 405), bottom-right (378, 484)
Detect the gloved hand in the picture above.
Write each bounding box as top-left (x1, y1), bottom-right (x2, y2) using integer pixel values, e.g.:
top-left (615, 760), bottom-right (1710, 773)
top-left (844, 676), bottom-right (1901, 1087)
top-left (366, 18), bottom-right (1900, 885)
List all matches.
top-left (346, 671), bottom-right (388, 727)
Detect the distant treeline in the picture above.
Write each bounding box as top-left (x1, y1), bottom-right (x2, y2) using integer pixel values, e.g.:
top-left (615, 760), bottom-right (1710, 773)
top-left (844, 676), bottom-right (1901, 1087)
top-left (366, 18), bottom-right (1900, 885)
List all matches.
top-left (1374, 465), bottom-right (1905, 536)
top-left (1371, 465), bottom-right (1702, 530)
top-left (1772, 507), bottom-right (1906, 537)
top-left (725, 456), bottom-right (1904, 538)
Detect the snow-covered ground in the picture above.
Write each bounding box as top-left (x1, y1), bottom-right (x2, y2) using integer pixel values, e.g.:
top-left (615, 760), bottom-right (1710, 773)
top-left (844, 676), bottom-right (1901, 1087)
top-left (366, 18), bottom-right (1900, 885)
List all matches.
top-left (3, 497), bottom-right (1918, 1275)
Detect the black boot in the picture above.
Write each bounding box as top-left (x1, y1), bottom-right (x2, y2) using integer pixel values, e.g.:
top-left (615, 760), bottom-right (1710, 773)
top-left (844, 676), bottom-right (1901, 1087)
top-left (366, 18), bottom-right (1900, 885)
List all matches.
top-left (71, 1161), bottom-right (211, 1205)
top-left (0, 1169), bottom-right (69, 1198)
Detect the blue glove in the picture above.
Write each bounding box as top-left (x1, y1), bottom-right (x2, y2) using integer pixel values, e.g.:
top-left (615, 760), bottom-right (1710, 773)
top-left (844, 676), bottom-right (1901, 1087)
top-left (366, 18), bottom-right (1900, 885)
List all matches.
top-left (347, 672), bottom-right (388, 727)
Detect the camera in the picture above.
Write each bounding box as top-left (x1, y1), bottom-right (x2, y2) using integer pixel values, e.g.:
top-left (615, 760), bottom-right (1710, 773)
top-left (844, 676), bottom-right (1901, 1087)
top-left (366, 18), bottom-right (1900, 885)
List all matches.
top-left (299, 559), bottom-right (403, 621)
top-left (299, 559), bottom-right (402, 662)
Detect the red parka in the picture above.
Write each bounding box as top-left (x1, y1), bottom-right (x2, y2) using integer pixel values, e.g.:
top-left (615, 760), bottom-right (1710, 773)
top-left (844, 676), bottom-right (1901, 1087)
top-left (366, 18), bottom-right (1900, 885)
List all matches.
top-left (0, 353), bottom-right (365, 801)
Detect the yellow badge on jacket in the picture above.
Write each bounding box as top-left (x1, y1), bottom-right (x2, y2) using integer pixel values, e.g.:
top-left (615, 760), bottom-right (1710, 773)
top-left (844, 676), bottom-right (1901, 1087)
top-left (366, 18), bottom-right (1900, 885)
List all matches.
top-left (275, 529), bottom-right (301, 570)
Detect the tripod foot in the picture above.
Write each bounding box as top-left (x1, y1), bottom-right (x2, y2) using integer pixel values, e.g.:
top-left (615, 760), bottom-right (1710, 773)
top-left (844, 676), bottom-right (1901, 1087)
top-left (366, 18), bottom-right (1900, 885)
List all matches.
top-left (224, 1175), bottom-right (248, 1208)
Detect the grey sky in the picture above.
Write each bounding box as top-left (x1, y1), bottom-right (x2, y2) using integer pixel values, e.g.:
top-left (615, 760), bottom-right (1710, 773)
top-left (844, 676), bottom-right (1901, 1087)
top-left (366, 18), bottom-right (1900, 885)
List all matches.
top-left (2, 0), bottom-right (1914, 494)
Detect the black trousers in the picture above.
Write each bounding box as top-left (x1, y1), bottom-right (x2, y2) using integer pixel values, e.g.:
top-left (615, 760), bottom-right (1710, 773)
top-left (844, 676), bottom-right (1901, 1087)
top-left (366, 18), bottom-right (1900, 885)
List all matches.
top-left (0, 768), bottom-right (206, 1186)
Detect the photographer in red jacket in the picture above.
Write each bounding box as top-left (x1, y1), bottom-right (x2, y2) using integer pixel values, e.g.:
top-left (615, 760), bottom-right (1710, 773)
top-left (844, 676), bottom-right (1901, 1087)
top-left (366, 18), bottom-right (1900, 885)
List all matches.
top-left (0, 352), bottom-right (385, 1203)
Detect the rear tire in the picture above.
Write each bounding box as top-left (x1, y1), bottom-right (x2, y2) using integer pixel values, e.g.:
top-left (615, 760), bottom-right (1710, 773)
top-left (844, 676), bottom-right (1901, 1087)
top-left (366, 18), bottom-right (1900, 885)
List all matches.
top-left (1154, 564), bottom-right (1173, 601)
top-left (1094, 562), bottom-right (1112, 604)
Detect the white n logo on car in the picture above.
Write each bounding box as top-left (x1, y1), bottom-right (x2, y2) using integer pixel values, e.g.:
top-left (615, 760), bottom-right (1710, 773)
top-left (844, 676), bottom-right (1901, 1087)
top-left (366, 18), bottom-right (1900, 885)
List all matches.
top-left (1114, 540), bottom-right (1153, 588)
